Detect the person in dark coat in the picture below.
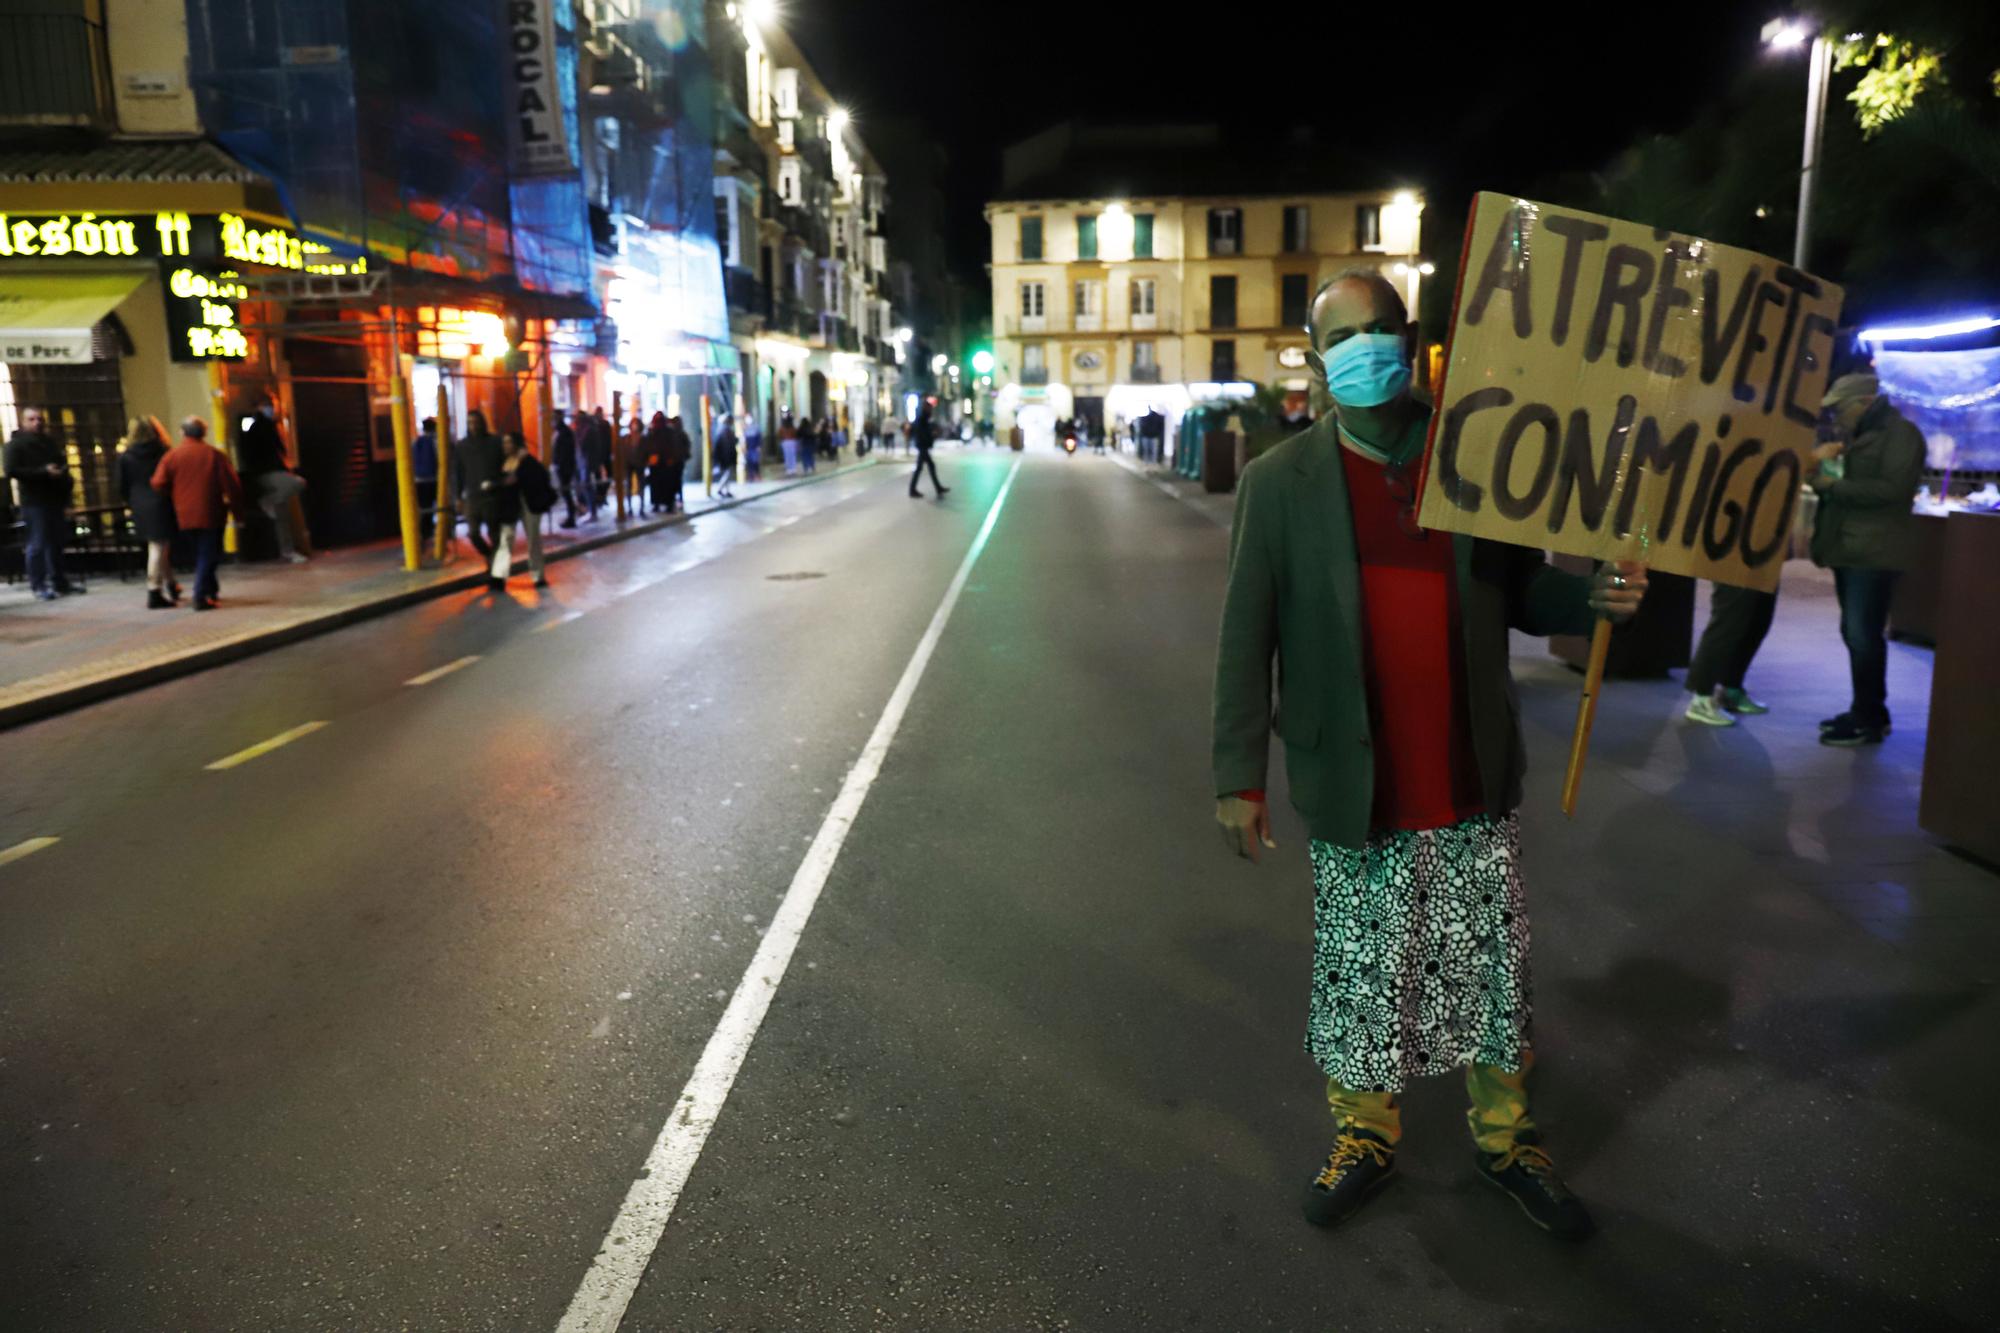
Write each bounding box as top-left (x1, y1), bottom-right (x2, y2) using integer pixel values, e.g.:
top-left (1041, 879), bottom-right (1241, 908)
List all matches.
top-left (553, 410), bottom-right (580, 528)
top-left (115, 415), bottom-right (181, 608)
top-left (665, 414), bottom-right (692, 512)
top-left (413, 416), bottom-right (440, 540)
top-left (908, 406), bottom-right (947, 499)
top-left (151, 417), bottom-right (244, 610)
top-left (497, 430), bottom-right (553, 589)
top-left (712, 418), bottom-right (737, 498)
top-left (4, 405), bottom-right (78, 600)
top-left (583, 408), bottom-right (612, 516)
top-left (452, 409), bottom-right (508, 587)
top-left (238, 399), bottom-right (308, 563)
top-left (644, 412), bottom-right (674, 513)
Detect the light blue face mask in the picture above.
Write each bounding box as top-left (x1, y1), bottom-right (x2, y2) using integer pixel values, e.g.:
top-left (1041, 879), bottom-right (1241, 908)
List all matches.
top-left (1321, 331), bottom-right (1411, 408)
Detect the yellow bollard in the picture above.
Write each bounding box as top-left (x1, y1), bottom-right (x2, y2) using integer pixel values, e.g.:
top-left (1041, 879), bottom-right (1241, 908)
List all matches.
top-left (433, 383), bottom-right (452, 563)
top-left (207, 359), bottom-right (239, 555)
top-left (389, 370), bottom-right (421, 571)
top-left (699, 393), bottom-right (712, 498)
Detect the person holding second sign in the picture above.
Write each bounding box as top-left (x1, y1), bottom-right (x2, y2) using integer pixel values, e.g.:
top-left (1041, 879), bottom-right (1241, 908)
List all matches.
top-left (1213, 270), bottom-right (1646, 1241)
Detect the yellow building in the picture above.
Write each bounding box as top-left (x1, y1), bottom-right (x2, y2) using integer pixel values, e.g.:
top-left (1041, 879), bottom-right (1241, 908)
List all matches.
top-left (984, 188), bottom-right (1425, 448)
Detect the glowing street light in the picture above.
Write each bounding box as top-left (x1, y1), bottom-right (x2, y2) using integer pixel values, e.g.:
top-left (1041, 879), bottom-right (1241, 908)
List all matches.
top-left (970, 348), bottom-right (995, 375)
top-left (828, 106), bottom-right (849, 138)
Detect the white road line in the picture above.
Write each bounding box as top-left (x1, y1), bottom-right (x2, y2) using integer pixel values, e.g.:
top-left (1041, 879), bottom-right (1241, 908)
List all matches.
top-left (536, 610), bottom-right (586, 633)
top-left (204, 721), bottom-right (329, 772)
top-left (556, 458), bottom-right (1023, 1333)
top-left (404, 655), bottom-right (482, 687)
top-left (0, 837), bottom-right (59, 869)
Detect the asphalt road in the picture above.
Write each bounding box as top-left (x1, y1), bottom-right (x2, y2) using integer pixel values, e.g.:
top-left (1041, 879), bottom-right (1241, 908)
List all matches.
top-left (2, 447), bottom-right (1995, 1332)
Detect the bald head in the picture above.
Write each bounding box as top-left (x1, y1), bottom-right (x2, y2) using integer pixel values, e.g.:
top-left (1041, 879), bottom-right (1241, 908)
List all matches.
top-left (1308, 270), bottom-right (1407, 354)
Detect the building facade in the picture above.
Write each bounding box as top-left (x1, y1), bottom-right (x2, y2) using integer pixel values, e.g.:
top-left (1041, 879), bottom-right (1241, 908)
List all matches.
top-left (985, 183), bottom-right (1424, 450)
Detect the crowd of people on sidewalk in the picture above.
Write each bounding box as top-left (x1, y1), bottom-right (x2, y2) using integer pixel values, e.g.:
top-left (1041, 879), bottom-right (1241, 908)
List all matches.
top-left (2, 397), bottom-right (851, 613)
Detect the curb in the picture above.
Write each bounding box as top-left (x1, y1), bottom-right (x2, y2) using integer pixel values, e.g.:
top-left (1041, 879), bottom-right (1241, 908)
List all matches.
top-left (0, 459), bottom-right (881, 732)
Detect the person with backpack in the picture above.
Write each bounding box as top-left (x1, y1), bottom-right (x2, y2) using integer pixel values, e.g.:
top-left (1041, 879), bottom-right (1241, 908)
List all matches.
top-left (115, 415), bottom-right (182, 608)
top-left (499, 430), bottom-right (554, 588)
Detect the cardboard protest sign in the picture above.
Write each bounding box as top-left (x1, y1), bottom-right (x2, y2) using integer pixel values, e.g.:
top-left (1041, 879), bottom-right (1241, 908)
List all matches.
top-left (1419, 193), bottom-right (1844, 592)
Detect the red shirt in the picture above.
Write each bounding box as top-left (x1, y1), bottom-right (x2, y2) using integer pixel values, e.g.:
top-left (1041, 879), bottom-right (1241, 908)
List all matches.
top-left (1339, 446), bottom-right (1484, 832)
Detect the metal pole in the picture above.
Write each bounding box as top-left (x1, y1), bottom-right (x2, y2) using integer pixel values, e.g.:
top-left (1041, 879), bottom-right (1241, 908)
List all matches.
top-left (1795, 35), bottom-right (1832, 270)
top-left (388, 360), bottom-right (421, 571)
top-left (207, 358), bottom-right (240, 556)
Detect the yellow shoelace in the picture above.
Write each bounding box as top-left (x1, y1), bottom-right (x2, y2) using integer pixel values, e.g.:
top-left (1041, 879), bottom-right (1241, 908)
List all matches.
top-left (1315, 1132), bottom-right (1393, 1188)
top-left (1489, 1141), bottom-right (1571, 1199)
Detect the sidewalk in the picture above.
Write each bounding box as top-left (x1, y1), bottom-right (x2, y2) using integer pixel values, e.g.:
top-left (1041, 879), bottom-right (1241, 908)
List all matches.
top-left (0, 460), bottom-right (878, 728)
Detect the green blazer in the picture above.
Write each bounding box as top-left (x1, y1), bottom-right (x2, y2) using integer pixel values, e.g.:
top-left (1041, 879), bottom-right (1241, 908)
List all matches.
top-left (1213, 413), bottom-right (1596, 849)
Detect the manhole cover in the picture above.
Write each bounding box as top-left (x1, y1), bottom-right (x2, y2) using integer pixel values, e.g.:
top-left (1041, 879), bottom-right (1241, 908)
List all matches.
top-left (766, 571), bottom-right (827, 582)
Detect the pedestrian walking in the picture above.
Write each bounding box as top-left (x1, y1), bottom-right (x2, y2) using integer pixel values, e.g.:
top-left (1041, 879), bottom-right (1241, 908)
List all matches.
top-left (1810, 372), bottom-right (1925, 747)
top-left (744, 414), bottom-right (763, 481)
top-left (644, 412), bottom-right (673, 513)
top-left (3, 405), bottom-right (78, 601)
top-left (802, 418), bottom-right (821, 474)
top-left (553, 410), bottom-right (581, 529)
top-left (413, 416), bottom-right (440, 540)
top-left (1212, 271), bottom-right (1646, 1240)
top-left (499, 430), bottom-right (553, 589)
top-left (115, 415), bottom-right (182, 608)
top-left (713, 417), bottom-right (738, 498)
top-left (832, 419), bottom-right (848, 461)
top-left (151, 417), bottom-right (243, 611)
top-left (1683, 584), bottom-right (1776, 726)
top-left (452, 409), bottom-right (509, 589)
top-left (238, 398), bottom-right (309, 564)
top-left (908, 405), bottom-right (948, 499)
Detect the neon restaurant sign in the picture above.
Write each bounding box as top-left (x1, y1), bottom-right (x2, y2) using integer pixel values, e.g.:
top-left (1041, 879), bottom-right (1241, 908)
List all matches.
top-left (0, 210), bottom-right (368, 275)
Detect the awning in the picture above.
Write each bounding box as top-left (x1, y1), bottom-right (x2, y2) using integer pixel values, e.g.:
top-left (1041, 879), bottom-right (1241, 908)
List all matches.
top-left (0, 272), bottom-right (146, 364)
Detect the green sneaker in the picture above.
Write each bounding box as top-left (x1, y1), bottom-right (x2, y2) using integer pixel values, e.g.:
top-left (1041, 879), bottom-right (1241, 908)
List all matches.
top-left (1720, 687), bottom-right (1769, 715)
top-left (1684, 694), bottom-right (1737, 727)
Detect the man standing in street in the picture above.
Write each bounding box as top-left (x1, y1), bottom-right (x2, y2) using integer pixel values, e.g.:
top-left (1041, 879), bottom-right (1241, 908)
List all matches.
top-left (151, 417), bottom-right (243, 610)
top-left (1213, 271), bottom-right (1645, 1241)
top-left (413, 416), bottom-right (440, 541)
top-left (908, 405), bottom-right (947, 499)
top-left (584, 407), bottom-right (612, 518)
top-left (452, 408), bottom-right (508, 590)
top-left (1810, 372), bottom-right (1924, 747)
top-left (238, 398), bottom-right (309, 563)
top-left (4, 406), bottom-right (78, 601)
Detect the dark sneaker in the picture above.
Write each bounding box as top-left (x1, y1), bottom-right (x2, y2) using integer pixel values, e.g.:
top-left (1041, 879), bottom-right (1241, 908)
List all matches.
top-left (1820, 711), bottom-right (1892, 736)
top-left (1302, 1128), bottom-right (1397, 1228)
top-left (147, 589), bottom-right (173, 609)
top-left (1821, 717), bottom-right (1886, 747)
top-left (1720, 687), bottom-right (1768, 715)
top-left (1476, 1134), bottom-right (1594, 1240)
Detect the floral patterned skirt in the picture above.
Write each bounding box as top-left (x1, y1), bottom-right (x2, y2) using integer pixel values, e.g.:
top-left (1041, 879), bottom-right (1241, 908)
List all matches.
top-left (1305, 814), bottom-right (1532, 1095)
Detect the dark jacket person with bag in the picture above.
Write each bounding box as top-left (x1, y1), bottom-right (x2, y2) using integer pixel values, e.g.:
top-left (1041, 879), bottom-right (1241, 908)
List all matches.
top-left (452, 410), bottom-right (508, 586)
top-left (498, 431), bottom-right (553, 589)
top-left (1809, 372), bottom-right (1924, 746)
top-left (116, 415), bottom-right (181, 608)
top-left (1212, 271), bottom-right (1646, 1240)
top-left (4, 406), bottom-right (76, 599)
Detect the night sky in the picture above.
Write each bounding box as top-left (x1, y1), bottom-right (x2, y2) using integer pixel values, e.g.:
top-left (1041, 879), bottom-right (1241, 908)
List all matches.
top-left (787, 2), bottom-right (1773, 292)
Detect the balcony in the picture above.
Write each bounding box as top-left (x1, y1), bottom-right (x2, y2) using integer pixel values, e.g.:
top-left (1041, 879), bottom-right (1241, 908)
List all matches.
top-left (1021, 367), bottom-right (1050, 385)
top-left (998, 314), bottom-right (1177, 337)
top-left (1129, 364), bottom-right (1162, 384)
top-left (772, 299), bottom-right (812, 340)
top-left (0, 14), bottom-right (112, 127)
top-left (725, 268), bottom-right (769, 319)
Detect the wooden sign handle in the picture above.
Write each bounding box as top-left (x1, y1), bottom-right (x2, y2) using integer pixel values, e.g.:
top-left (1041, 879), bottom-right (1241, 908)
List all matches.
top-left (1560, 618), bottom-right (1614, 818)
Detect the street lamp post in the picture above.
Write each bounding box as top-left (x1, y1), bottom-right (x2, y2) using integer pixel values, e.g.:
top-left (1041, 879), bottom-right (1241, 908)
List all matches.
top-left (1765, 17), bottom-right (1834, 270)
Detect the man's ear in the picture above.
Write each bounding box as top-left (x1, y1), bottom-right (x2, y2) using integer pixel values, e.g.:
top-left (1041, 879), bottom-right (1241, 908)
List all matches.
top-left (1304, 347), bottom-right (1325, 382)
top-left (1402, 318), bottom-right (1421, 361)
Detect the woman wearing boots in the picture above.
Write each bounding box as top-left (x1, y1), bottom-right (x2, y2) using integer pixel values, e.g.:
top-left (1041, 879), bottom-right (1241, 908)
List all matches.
top-left (115, 415), bottom-right (181, 608)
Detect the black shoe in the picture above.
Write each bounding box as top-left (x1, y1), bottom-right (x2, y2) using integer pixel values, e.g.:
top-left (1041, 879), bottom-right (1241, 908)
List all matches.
top-left (1820, 711), bottom-right (1890, 736)
top-left (487, 577), bottom-right (506, 591)
top-left (1821, 717), bottom-right (1886, 747)
top-left (193, 597), bottom-right (218, 611)
top-left (936, 486), bottom-right (950, 497)
top-left (33, 588), bottom-right (58, 602)
top-left (1301, 1128), bottom-right (1397, 1228)
top-left (560, 519), bottom-right (577, 530)
top-left (57, 584), bottom-right (84, 595)
top-left (533, 576), bottom-right (549, 589)
top-left (147, 589), bottom-right (173, 609)
top-left (168, 581), bottom-right (183, 602)
top-left (1476, 1134), bottom-right (1594, 1241)
top-left (909, 490), bottom-right (922, 498)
